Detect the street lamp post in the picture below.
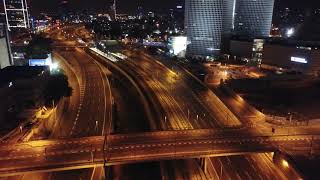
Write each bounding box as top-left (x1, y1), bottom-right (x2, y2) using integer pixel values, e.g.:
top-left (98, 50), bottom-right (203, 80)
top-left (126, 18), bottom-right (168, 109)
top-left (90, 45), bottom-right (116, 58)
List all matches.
top-left (309, 136), bottom-right (314, 157)
top-left (219, 160), bottom-right (223, 178)
top-left (95, 121), bottom-right (98, 132)
top-left (91, 145), bottom-right (94, 163)
top-left (44, 148), bottom-right (47, 160)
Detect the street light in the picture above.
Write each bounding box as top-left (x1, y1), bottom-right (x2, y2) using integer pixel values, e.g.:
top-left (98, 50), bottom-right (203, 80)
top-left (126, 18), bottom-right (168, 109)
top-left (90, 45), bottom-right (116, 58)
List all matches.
top-left (224, 70), bottom-right (228, 77)
top-left (286, 28), bottom-right (294, 38)
top-left (281, 159), bottom-right (289, 168)
top-left (50, 62), bottom-right (59, 72)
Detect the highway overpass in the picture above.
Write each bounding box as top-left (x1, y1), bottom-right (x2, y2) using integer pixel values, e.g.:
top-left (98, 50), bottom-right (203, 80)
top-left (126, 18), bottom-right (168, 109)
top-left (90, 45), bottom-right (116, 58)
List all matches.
top-left (0, 129), bottom-right (319, 177)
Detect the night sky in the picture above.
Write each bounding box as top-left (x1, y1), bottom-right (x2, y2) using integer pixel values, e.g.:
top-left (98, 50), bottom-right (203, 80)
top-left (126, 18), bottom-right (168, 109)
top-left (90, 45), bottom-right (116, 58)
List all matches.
top-left (15, 0), bottom-right (320, 15)
top-left (28, 0), bottom-right (182, 15)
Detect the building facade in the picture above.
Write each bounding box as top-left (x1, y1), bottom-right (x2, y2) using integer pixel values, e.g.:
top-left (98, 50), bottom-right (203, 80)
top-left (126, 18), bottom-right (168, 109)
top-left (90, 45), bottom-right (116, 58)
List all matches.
top-left (228, 39), bottom-right (320, 76)
top-left (233, 0), bottom-right (275, 38)
top-left (3, 0), bottom-right (30, 30)
top-left (262, 45), bottom-right (320, 75)
top-left (185, 0), bottom-right (223, 57)
top-left (185, 0), bottom-right (274, 57)
top-left (0, 23), bottom-right (12, 69)
top-left (222, 0), bottom-right (235, 34)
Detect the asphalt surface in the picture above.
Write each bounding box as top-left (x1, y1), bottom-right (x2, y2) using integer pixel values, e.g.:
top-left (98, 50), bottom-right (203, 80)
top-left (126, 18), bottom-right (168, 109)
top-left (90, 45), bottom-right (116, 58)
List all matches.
top-left (0, 131), bottom-right (318, 176)
top-left (118, 49), bottom-right (307, 180)
top-left (1, 25), bottom-right (311, 180)
top-left (4, 26), bottom-right (112, 180)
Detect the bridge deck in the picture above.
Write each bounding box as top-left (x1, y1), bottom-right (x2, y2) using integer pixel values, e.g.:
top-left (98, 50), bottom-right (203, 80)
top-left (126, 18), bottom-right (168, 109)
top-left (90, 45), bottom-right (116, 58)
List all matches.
top-left (0, 129), bottom-right (319, 177)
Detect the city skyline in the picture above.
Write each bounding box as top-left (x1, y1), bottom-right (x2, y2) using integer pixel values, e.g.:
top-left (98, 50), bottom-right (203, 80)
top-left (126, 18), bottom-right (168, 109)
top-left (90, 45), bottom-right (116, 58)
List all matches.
top-left (20, 0), bottom-right (320, 15)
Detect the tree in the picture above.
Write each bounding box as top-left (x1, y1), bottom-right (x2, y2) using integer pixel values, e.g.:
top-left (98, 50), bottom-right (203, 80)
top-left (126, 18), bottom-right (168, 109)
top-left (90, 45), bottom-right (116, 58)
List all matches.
top-left (26, 35), bottom-right (53, 59)
top-left (43, 72), bottom-right (72, 107)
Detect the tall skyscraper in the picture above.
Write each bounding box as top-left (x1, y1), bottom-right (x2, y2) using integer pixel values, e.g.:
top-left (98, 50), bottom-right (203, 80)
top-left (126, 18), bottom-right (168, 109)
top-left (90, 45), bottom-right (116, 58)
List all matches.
top-left (58, 0), bottom-right (70, 21)
top-left (185, 0), bottom-right (223, 57)
top-left (0, 23), bottom-right (12, 68)
top-left (3, 0), bottom-right (30, 30)
top-left (185, 0), bottom-right (274, 56)
top-left (233, 0), bottom-right (275, 38)
top-left (112, 0), bottom-right (117, 20)
top-left (222, 0), bottom-right (236, 34)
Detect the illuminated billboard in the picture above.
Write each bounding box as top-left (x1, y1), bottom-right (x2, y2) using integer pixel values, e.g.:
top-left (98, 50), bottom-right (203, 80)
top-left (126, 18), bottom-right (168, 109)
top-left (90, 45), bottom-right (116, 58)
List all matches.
top-left (291, 57), bottom-right (308, 64)
top-left (29, 53), bottom-right (52, 66)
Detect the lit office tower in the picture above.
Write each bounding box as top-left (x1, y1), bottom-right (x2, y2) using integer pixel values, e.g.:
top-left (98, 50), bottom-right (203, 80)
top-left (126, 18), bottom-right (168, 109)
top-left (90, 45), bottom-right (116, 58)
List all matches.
top-left (0, 23), bottom-right (12, 68)
top-left (58, 0), bottom-right (70, 21)
top-left (3, 0), bottom-right (30, 30)
top-left (222, 0), bottom-right (235, 34)
top-left (185, 0), bottom-right (223, 57)
top-left (233, 0), bottom-right (275, 38)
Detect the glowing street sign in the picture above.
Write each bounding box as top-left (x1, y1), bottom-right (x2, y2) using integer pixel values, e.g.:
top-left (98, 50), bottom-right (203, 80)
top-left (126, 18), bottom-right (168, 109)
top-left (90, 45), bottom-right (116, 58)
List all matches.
top-left (291, 57), bottom-right (307, 64)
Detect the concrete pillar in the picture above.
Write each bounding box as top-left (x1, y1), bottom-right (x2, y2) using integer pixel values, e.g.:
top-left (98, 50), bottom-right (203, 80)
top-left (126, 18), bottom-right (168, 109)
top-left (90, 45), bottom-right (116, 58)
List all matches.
top-left (160, 161), bottom-right (169, 180)
top-left (198, 158), bottom-right (207, 173)
top-left (203, 158), bottom-right (207, 173)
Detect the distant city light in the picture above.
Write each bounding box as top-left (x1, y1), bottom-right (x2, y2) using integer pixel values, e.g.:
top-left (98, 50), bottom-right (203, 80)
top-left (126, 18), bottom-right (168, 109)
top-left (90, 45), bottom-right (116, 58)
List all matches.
top-left (286, 28), bottom-right (294, 37)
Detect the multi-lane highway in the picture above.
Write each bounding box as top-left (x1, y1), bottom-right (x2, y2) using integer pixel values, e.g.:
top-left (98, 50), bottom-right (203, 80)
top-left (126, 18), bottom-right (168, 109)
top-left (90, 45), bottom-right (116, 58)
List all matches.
top-left (114, 48), bottom-right (310, 179)
top-left (0, 129), bottom-right (319, 176)
top-left (2, 25), bottom-right (313, 179)
top-left (117, 47), bottom-right (235, 178)
top-left (118, 49), bottom-right (241, 131)
top-left (4, 26), bottom-right (113, 180)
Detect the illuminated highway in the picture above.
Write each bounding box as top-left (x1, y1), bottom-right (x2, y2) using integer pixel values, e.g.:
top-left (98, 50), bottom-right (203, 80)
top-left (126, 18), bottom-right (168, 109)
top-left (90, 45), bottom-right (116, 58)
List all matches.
top-left (115, 49), bottom-right (310, 179)
top-left (6, 26), bottom-right (113, 180)
top-left (0, 130), bottom-right (319, 176)
top-left (2, 25), bottom-right (314, 179)
top-left (116, 47), bottom-right (240, 178)
top-left (119, 49), bottom-right (241, 130)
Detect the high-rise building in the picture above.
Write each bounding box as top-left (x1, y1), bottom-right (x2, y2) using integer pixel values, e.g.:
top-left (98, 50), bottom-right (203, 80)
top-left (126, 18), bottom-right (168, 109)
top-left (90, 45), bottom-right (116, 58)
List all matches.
top-left (3, 0), bottom-right (30, 30)
top-left (0, 23), bottom-right (12, 68)
top-left (110, 0), bottom-right (117, 20)
top-left (233, 0), bottom-right (275, 38)
top-left (58, 0), bottom-right (70, 21)
top-left (222, 0), bottom-right (235, 34)
top-left (137, 6), bottom-right (144, 19)
top-left (185, 0), bottom-right (223, 57)
top-left (220, 0), bottom-right (236, 53)
top-left (168, 3), bottom-right (185, 31)
top-left (185, 0), bottom-right (274, 57)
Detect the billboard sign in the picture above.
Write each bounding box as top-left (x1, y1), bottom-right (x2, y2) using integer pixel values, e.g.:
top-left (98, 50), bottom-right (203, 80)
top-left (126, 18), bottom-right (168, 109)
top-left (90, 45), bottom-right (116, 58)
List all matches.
top-left (29, 53), bottom-right (52, 66)
top-left (291, 57), bottom-right (307, 64)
